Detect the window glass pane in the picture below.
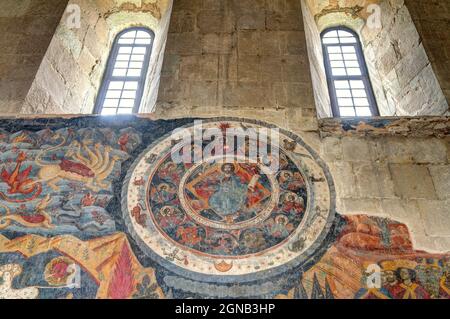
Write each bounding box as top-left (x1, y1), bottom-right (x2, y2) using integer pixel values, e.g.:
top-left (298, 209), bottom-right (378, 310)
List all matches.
top-left (127, 69), bottom-right (142, 77)
top-left (136, 38), bottom-right (152, 45)
top-left (352, 90), bottom-right (367, 98)
top-left (119, 47), bottom-right (132, 54)
top-left (95, 28), bottom-right (153, 115)
top-left (341, 46), bottom-right (356, 53)
top-left (344, 60), bottom-right (359, 68)
top-left (327, 46), bottom-right (341, 53)
top-left (324, 30), bottom-right (338, 38)
top-left (350, 80), bottom-right (365, 89)
top-left (354, 98), bottom-right (369, 106)
top-left (334, 80), bottom-right (349, 89)
top-left (339, 107), bottom-right (356, 117)
top-left (336, 90), bottom-right (352, 98)
top-left (112, 69), bottom-right (127, 77)
top-left (131, 55), bottom-right (145, 61)
top-left (332, 68), bottom-right (347, 76)
top-left (340, 37), bottom-right (357, 44)
top-left (108, 81), bottom-right (124, 90)
top-left (347, 68), bottom-right (362, 76)
top-left (338, 30), bottom-right (353, 37)
top-left (133, 47), bottom-right (147, 54)
top-left (129, 61), bottom-right (143, 69)
top-left (114, 61), bottom-right (129, 69)
top-left (338, 98), bottom-right (353, 106)
top-left (322, 28), bottom-right (376, 117)
top-left (103, 99), bottom-right (119, 107)
top-left (328, 53), bottom-right (343, 60)
top-left (124, 81), bottom-right (139, 90)
top-left (323, 37), bottom-right (339, 44)
top-left (122, 91), bottom-right (137, 99)
top-left (343, 53), bottom-right (357, 60)
top-left (105, 90), bottom-right (122, 99)
top-left (117, 108), bottom-right (134, 114)
top-left (330, 61), bottom-right (345, 68)
top-left (137, 31), bottom-right (151, 38)
top-left (117, 54), bottom-right (130, 61)
top-left (118, 38), bottom-right (134, 44)
top-left (101, 108), bottom-right (118, 115)
top-left (355, 107), bottom-right (372, 116)
top-left (121, 31), bottom-right (136, 39)
top-left (120, 99), bottom-right (135, 108)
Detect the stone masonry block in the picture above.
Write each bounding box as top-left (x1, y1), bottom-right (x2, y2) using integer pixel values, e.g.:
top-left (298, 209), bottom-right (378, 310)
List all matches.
top-left (389, 164), bottom-right (437, 199)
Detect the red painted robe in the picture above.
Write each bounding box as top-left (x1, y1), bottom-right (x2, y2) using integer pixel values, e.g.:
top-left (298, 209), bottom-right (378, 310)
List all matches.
top-left (390, 283), bottom-right (430, 299)
top-left (438, 278), bottom-right (450, 299)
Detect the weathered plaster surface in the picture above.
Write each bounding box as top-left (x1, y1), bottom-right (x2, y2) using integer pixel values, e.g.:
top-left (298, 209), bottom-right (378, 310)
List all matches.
top-left (0, 0), bottom-right (68, 114)
top-left (155, 0), bottom-right (318, 131)
top-left (303, 0), bottom-right (449, 117)
top-left (19, 0), bottom-right (172, 115)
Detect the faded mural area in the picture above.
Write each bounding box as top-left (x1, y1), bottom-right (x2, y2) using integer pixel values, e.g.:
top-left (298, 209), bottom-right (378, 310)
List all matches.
top-left (0, 116), bottom-right (448, 299)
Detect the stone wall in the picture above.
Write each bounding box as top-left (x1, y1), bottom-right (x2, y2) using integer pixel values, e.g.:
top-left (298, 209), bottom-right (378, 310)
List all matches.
top-left (155, 0), bottom-right (319, 131)
top-left (142, 0), bottom-right (173, 112)
top-left (405, 0), bottom-right (450, 108)
top-left (363, 0), bottom-right (448, 116)
top-left (303, 0), bottom-right (448, 117)
top-left (301, 0), bottom-right (331, 118)
top-left (3, 0), bottom-right (448, 119)
top-left (0, 0), bottom-right (68, 114)
top-left (21, 0), bottom-right (172, 115)
top-left (317, 132), bottom-right (450, 252)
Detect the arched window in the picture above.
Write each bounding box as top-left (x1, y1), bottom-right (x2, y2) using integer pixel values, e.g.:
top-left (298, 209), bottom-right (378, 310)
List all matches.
top-left (321, 27), bottom-right (378, 117)
top-left (95, 27), bottom-right (154, 115)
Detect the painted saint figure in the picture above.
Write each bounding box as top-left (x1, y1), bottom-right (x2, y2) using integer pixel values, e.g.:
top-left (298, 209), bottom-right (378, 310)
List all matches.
top-left (265, 215), bottom-right (293, 238)
top-left (439, 271), bottom-right (450, 299)
top-left (354, 262), bottom-right (393, 299)
top-left (152, 183), bottom-right (177, 203)
top-left (438, 258), bottom-right (450, 299)
top-left (390, 267), bottom-right (430, 299)
top-left (208, 163), bottom-right (248, 217)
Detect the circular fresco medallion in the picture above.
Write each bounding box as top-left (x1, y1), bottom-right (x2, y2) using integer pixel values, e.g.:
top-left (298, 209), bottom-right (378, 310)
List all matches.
top-left (122, 119), bottom-right (335, 283)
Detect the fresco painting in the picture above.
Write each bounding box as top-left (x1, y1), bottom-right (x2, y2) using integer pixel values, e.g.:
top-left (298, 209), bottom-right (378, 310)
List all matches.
top-left (282, 215), bottom-right (450, 299)
top-left (0, 117), bottom-right (447, 299)
top-left (0, 126), bottom-right (141, 236)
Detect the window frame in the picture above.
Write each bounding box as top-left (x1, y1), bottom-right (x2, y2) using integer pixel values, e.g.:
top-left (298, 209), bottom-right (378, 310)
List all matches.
top-left (321, 26), bottom-right (379, 117)
top-left (94, 27), bottom-right (155, 115)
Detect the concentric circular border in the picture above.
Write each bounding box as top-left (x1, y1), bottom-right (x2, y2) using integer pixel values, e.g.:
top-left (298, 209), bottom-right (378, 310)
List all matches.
top-left (121, 117), bottom-right (337, 284)
top-left (178, 154), bottom-right (280, 231)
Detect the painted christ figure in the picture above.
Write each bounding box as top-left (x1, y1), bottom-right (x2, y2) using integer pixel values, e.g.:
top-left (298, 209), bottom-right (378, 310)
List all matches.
top-left (208, 163), bottom-right (248, 216)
